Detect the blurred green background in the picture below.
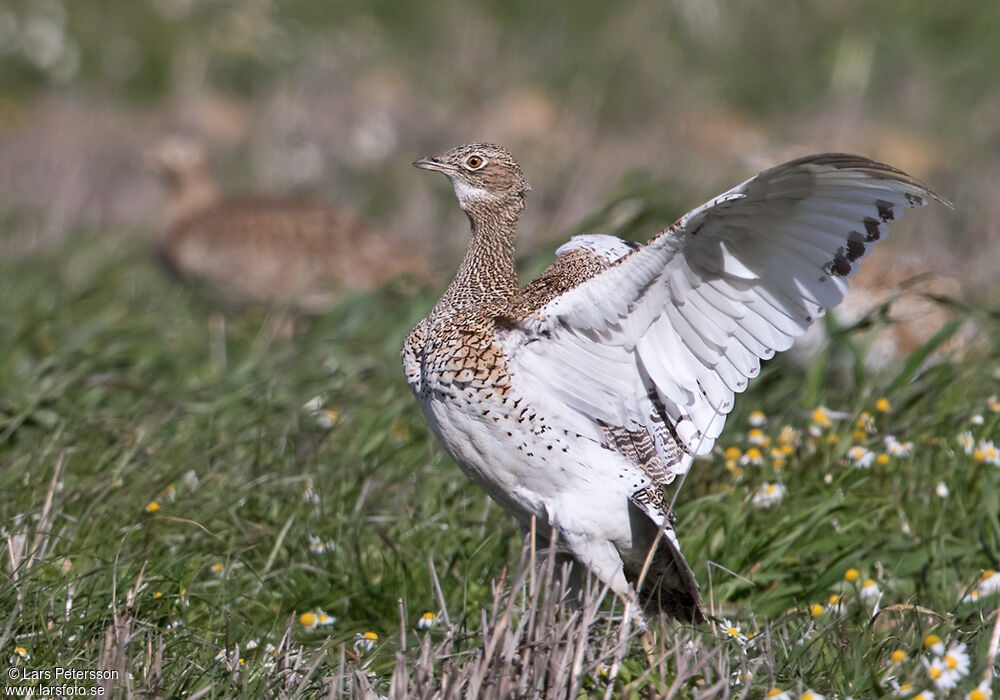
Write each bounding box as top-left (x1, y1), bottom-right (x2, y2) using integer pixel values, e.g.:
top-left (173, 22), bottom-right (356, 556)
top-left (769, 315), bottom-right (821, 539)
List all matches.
top-left (2, 4), bottom-right (1000, 695)
top-left (1, 0), bottom-right (998, 288)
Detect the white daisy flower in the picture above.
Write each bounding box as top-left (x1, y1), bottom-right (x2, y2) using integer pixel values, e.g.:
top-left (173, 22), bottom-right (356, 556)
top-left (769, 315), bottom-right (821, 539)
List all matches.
top-left (316, 409), bottom-right (339, 429)
top-left (884, 435), bottom-right (913, 457)
top-left (748, 428), bottom-right (769, 445)
top-left (971, 414), bottom-right (985, 425)
top-left (749, 410), bottom-right (767, 427)
top-left (924, 656), bottom-right (960, 691)
top-left (315, 610), bottom-right (336, 627)
top-left (244, 639), bottom-right (259, 650)
top-left (302, 479), bottom-right (320, 504)
top-left (924, 634), bottom-right (946, 656)
top-left (778, 425), bottom-right (800, 446)
top-left (810, 407), bottom-right (833, 431)
top-left (800, 691), bottom-right (825, 700)
top-left (741, 447), bottom-right (765, 466)
top-left (847, 445), bottom-right (875, 468)
top-left (965, 680), bottom-right (991, 700)
top-left (859, 578), bottom-right (881, 603)
top-left (941, 642), bottom-right (969, 679)
top-left (935, 481), bottom-right (949, 498)
top-left (957, 431), bottom-right (975, 455)
top-left (765, 689), bottom-right (791, 700)
top-left (353, 631), bottom-right (378, 654)
top-left (303, 396), bottom-right (324, 412)
top-left (417, 612), bottom-right (437, 630)
top-left (975, 440), bottom-right (1000, 466)
top-left (307, 535), bottom-right (333, 555)
top-left (960, 589), bottom-right (980, 604)
top-left (720, 619), bottom-right (747, 645)
top-left (299, 612), bottom-right (318, 632)
top-left (752, 482), bottom-right (786, 508)
top-left (978, 569), bottom-right (1000, 596)
top-left (912, 691), bottom-right (935, 700)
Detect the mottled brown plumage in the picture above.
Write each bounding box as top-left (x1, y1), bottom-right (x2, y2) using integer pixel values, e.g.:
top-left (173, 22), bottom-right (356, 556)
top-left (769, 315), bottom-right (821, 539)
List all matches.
top-left (404, 143), bottom-right (704, 621)
top-left (149, 136), bottom-right (429, 312)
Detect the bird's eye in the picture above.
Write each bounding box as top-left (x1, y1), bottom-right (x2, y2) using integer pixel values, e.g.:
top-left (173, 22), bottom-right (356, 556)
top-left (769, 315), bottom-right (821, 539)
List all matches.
top-left (464, 155), bottom-right (485, 170)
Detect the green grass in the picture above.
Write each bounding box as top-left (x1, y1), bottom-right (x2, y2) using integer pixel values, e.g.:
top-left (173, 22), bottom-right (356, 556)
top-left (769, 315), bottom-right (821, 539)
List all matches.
top-left (2, 233), bottom-right (999, 698)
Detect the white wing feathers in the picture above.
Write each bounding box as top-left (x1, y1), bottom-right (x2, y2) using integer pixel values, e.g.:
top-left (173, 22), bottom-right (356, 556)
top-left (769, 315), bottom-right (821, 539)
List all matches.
top-left (506, 154), bottom-right (941, 483)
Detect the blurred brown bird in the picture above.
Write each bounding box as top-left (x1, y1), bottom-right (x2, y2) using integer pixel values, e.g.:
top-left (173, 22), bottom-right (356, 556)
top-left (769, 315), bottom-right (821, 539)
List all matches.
top-left (147, 136), bottom-right (430, 312)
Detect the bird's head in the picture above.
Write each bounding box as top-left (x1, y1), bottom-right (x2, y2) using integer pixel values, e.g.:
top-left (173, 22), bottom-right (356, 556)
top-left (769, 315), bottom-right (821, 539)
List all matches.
top-left (145, 135), bottom-right (210, 194)
top-left (413, 143), bottom-right (530, 213)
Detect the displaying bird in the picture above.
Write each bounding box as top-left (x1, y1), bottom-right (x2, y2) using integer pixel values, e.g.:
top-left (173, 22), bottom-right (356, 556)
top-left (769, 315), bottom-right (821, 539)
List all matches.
top-left (403, 143), bottom-right (943, 622)
top-left (147, 136), bottom-right (430, 312)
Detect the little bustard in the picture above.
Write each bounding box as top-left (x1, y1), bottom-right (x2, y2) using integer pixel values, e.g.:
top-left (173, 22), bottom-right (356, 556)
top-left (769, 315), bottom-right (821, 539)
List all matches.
top-left (148, 136), bottom-right (429, 312)
top-left (403, 143), bottom-right (943, 622)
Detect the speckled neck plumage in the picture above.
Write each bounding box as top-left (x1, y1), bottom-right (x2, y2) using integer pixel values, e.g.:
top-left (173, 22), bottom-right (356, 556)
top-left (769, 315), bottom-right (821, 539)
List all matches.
top-left (432, 192), bottom-right (524, 316)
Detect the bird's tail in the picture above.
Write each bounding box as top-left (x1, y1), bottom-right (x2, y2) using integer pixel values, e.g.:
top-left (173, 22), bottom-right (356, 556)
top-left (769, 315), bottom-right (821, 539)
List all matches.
top-left (624, 497), bottom-right (704, 624)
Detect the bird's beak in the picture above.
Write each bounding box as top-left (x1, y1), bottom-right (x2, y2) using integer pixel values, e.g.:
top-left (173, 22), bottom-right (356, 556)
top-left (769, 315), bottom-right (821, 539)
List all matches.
top-left (413, 156), bottom-right (453, 174)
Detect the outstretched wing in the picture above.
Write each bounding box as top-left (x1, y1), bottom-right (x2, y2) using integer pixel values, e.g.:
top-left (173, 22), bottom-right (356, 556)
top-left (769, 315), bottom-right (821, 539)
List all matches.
top-left (504, 154), bottom-right (943, 488)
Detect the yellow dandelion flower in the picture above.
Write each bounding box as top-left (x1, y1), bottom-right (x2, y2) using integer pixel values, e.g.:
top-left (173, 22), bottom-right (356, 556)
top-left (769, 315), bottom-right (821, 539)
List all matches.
top-left (824, 433), bottom-right (840, 444)
top-left (828, 594), bottom-right (840, 605)
top-left (781, 443), bottom-right (795, 455)
top-left (924, 633), bottom-right (941, 648)
top-left (875, 453), bottom-right (890, 466)
top-left (725, 446), bottom-right (742, 460)
top-left (743, 447), bottom-right (763, 464)
top-left (773, 456), bottom-right (787, 470)
top-left (211, 562), bottom-right (223, 573)
top-left (810, 603), bottom-right (824, 618)
top-left (238, 657), bottom-right (245, 666)
top-left (299, 612), bottom-right (317, 629)
top-left (844, 568), bottom-right (860, 583)
top-left (14, 647), bottom-right (29, 660)
top-left (852, 429), bottom-right (868, 443)
top-left (973, 449), bottom-right (987, 462)
top-left (890, 649), bottom-right (907, 663)
top-left (969, 690), bottom-right (987, 700)
top-left (875, 398), bottom-right (891, 413)
top-left (363, 631), bottom-right (378, 641)
top-left (749, 410), bottom-right (767, 426)
top-left (145, 501), bottom-right (160, 513)
top-left (153, 591), bottom-right (163, 599)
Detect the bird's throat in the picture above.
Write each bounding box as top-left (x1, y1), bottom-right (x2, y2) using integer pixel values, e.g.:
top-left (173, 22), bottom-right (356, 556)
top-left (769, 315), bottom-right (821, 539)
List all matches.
top-left (441, 196), bottom-right (522, 308)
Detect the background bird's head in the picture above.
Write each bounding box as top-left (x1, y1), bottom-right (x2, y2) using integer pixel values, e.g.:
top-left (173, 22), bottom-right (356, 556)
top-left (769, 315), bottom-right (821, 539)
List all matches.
top-left (413, 143), bottom-right (530, 212)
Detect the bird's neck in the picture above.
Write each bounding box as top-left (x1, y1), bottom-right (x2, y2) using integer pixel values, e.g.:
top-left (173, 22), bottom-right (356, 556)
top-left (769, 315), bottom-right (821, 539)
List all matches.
top-left (163, 169), bottom-right (219, 230)
top-left (439, 195), bottom-right (523, 311)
